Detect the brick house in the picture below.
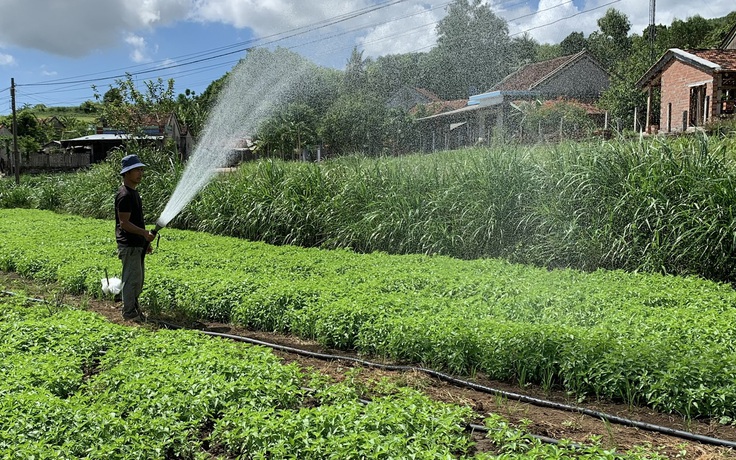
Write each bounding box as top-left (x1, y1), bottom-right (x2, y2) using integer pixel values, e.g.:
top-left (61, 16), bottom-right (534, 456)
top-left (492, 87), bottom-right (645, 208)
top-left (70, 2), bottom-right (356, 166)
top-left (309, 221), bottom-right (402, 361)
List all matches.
top-left (637, 49), bottom-right (736, 133)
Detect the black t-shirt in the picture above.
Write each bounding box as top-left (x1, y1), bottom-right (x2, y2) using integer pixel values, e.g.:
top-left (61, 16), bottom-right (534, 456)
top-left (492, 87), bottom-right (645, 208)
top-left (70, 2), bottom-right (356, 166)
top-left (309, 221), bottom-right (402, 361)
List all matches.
top-left (115, 184), bottom-right (146, 248)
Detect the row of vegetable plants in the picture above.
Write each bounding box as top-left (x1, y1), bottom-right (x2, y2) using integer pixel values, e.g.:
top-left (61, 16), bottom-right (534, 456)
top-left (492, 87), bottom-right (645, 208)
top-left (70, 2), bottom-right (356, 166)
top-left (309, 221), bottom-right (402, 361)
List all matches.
top-left (1, 208), bottom-right (735, 423)
top-left (3, 134), bottom-right (736, 282)
top-left (0, 293), bottom-right (664, 458)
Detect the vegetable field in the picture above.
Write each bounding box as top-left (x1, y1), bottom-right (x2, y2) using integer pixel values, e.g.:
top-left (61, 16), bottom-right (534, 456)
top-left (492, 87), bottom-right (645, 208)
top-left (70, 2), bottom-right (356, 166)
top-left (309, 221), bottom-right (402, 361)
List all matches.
top-left (2, 291), bottom-right (676, 459)
top-left (2, 208), bottom-right (736, 426)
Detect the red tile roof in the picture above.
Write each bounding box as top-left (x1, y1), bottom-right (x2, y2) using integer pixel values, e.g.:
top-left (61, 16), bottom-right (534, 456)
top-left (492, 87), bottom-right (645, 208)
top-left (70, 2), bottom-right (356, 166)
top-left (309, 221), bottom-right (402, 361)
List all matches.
top-left (414, 88), bottom-right (442, 102)
top-left (491, 51), bottom-right (589, 91)
top-left (410, 99), bottom-right (467, 117)
top-left (539, 98), bottom-right (605, 115)
top-left (687, 49), bottom-right (736, 71)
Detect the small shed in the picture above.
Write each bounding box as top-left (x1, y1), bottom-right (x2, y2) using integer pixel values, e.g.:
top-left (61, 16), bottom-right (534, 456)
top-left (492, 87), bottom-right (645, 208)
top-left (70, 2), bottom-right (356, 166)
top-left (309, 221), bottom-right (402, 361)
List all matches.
top-left (60, 133), bottom-right (164, 164)
top-left (637, 48), bottom-right (736, 133)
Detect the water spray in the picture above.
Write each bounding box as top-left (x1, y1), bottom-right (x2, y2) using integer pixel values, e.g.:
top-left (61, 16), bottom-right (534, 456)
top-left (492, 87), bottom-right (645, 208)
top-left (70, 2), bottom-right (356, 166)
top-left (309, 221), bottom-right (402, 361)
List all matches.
top-left (152, 49), bottom-right (310, 233)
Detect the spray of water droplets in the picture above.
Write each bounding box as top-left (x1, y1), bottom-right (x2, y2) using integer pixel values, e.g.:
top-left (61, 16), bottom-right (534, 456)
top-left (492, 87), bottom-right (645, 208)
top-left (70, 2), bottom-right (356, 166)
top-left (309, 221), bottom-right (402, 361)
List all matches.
top-left (156, 50), bottom-right (309, 229)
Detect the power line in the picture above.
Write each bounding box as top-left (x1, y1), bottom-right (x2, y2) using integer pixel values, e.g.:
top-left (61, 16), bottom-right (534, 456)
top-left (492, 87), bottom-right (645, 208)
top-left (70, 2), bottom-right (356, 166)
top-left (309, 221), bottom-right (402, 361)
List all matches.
top-left (510, 0), bottom-right (622, 36)
top-left (17, 0), bottom-right (413, 88)
top-left (5, 0), bottom-right (625, 111)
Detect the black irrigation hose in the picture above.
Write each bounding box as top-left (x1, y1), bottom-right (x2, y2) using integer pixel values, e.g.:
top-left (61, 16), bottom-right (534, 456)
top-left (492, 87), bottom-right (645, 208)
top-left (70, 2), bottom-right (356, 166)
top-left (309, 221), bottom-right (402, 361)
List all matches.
top-left (182, 325), bottom-right (736, 450)
top-left (1, 290), bottom-right (46, 303)
top-left (2, 288), bottom-right (734, 450)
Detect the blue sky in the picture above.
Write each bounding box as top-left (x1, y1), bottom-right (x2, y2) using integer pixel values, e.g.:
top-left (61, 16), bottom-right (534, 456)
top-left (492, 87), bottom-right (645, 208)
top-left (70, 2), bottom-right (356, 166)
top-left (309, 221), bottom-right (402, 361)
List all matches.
top-left (0, 0), bottom-right (734, 115)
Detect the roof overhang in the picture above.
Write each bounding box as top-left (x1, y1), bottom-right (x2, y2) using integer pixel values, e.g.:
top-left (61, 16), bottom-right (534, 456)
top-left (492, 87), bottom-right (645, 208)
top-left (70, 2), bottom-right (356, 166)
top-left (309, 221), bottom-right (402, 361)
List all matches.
top-left (721, 22), bottom-right (736, 49)
top-left (418, 90), bottom-right (538, 121)
top-left (637, 48), bottom-right (721, 89)
top-left (60, 134), bottom-right (164, 147)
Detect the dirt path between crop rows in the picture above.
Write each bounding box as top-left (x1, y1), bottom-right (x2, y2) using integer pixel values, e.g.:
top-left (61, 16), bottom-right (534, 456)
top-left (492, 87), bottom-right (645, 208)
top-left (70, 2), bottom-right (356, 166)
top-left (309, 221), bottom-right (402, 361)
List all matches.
top-left (2, 271), bottom-right (735, 459)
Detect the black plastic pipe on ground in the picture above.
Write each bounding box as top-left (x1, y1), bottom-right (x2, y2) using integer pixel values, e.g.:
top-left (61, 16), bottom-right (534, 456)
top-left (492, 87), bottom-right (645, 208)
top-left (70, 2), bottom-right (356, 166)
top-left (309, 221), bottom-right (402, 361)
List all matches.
top-left (194, 327), bottom-right (736, 450)
top-left (2, 289), bottom-right (734, 450)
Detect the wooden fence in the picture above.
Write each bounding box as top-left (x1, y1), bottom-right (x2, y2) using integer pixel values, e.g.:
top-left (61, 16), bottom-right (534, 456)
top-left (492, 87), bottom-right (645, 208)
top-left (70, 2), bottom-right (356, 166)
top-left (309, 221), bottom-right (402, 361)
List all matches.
top-left (25, 153), bottom-right (90, 169)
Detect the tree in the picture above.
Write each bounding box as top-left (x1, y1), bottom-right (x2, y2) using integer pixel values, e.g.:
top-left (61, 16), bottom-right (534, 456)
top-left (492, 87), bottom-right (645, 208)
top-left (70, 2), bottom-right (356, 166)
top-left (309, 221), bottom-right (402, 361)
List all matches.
top-left (510, 33), bottom-right (539, 69)
top-left (667, 15), bottom-right (714, 49)
top-left (57, 115), bottom-right (88, 139)
top-left (175, 88), bottom-right (207, 139)
top-left (15, 111), bottom-right (40, 139)
top-left (79, 100), bottom-right (98, 114)
top-left (102, 87), bottom-right (124, 106)
top-left (319, 95), bottom-right (389, 155)
top-left (560, 32), bottom-right (587, 56)
top-left (536, 43), bottom-right (562, 61)
top-left (587, 8), bottom-right (632, 70)
top-left (93, 74), bottom-right (176, 137)
top-left (343, 47), bottom-right (367, 95)
top-left (424, 0), bottom-right (513, 98)
top-left (257, 103), bottom-right (318, 160)
top-left (598, 34), bottom-right (658, 131)
top-left (365, 53), bottom-right (425, 100)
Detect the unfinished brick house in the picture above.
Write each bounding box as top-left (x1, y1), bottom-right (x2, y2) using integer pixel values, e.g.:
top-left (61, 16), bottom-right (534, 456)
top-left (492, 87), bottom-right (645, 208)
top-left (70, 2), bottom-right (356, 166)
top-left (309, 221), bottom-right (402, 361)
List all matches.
top-left (637, 21), bottom-right (736, 133)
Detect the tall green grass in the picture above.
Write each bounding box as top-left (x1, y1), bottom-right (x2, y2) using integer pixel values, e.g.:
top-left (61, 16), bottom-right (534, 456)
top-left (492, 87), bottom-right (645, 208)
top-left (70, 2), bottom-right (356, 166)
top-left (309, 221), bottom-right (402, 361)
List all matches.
top-left (3, 134), bottom-right (736, 282)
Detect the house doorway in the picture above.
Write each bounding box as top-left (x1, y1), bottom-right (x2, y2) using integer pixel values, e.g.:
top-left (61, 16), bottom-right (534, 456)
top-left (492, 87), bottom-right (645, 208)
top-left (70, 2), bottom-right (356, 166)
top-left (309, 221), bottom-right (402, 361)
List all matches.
top-left (689, 84), bottom-right (707, 127)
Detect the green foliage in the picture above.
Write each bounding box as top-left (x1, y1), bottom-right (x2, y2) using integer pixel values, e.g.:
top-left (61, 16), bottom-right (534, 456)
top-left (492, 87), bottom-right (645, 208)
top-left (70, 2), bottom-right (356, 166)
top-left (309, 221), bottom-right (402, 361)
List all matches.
top-left (517, 100), bottom-right (598, 142)
top-left (3, 208), bottom-right (736, 422)
top-left (4, 294), bottom-right (655, 458)
top-left (6, 135), bottom-right (736, 284)
top-left (427, 0), bottom-right (513, 98)
top-left (319, 94), bottom-right (390, 155)
top-left (559, 31), bottom-right (587, 55)
top-left (92, 74), bottom-right (176, 136)
top-left (667, 15), bottom-right (716, 49)
top-left (587, 8), bottom-right (632, 71)
top-left (257, 103), bottom-right (319, 160)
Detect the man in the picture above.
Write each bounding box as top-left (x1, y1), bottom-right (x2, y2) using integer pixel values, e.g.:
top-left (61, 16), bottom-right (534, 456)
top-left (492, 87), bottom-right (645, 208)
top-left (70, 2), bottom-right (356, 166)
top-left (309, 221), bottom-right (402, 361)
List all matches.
top-left (115, 154), bottom-right (156, 322)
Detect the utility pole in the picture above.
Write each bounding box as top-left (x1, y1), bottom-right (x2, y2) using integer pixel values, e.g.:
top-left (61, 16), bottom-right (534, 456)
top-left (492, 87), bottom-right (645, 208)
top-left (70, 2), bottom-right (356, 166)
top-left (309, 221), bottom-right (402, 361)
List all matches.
top-left (10, 78), bottom-right (20, 184)
top-left (649, 0), bottom-right (657, 63)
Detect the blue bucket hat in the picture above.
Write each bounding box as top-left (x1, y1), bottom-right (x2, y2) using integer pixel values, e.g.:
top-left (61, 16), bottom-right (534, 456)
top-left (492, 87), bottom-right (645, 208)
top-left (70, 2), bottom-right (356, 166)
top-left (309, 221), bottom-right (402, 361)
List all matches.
top-left (120, 154), bottom-right (146, 175)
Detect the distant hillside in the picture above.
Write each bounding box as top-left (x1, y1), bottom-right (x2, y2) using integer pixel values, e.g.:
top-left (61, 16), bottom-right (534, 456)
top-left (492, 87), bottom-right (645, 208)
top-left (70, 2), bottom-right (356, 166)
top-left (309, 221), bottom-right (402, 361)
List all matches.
top-left (23, 104), bottom-right (98, 124)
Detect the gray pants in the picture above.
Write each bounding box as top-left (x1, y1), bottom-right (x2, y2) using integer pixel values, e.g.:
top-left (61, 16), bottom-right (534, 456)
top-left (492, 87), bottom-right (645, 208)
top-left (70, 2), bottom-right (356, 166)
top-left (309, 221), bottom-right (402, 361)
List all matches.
top-left (118, 246), bottom-right (145, 319)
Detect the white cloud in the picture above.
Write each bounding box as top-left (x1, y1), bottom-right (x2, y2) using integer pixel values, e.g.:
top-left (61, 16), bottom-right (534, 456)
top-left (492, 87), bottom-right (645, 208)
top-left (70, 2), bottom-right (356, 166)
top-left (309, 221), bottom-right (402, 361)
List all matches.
top-left (40, 65), bottom-right (57, 76)
top-left (0, 53), bottom-right (15, 66)
top-left (0, 0), bottom-right (190, 57)
top-left (0, 0), bottom-right (733, 64)
top-left (125, 34), bottom-right (154, 63)
top-left (158, 58), bottom-right (178, 69)
top-left (357, 4), bottom-right (443, 58)
top-left (190, 0), bottom-right (370, 32)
